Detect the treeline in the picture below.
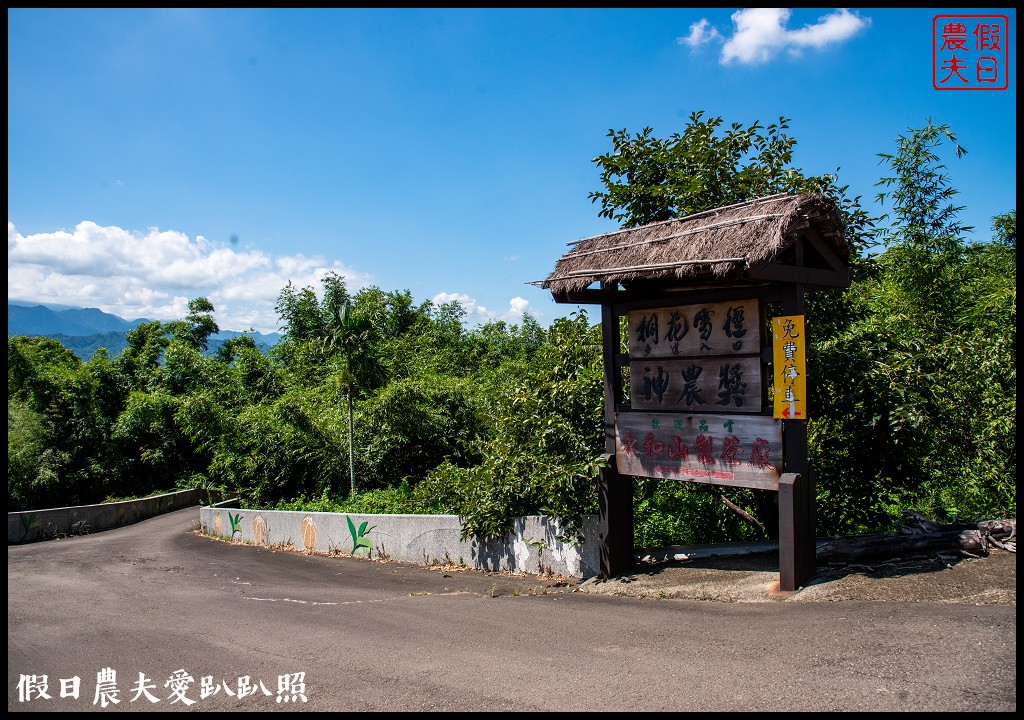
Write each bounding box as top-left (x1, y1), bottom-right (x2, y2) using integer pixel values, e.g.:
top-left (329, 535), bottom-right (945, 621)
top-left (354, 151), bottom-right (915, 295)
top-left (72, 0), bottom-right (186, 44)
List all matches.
top-left (7, 289), bottom-right (605, 540)
top-left (36, 331), bottom-right (278, 363)
top-left (7, 115), bottom-right (1016, 547)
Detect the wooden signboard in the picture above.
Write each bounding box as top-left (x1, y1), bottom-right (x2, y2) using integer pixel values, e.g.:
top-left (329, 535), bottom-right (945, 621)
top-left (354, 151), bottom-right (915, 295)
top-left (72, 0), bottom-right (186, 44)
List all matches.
top-left (630, 356), bottom-right (762, 413)
top-left (772, 315), bottom-right (807, 419)
top-left (628, 299), bottom-right (760, 359)
top-left (615, 412), bottom-right (783, 491)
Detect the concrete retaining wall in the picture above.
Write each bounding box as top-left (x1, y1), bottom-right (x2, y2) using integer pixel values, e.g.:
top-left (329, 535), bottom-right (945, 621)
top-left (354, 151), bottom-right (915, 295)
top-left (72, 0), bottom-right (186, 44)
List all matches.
top-left (8, 489), bottom-right (213, 544)
top-left (199, 506), bottom-right (601, 579)
top-left (9, 492), bottom-right (602, 579)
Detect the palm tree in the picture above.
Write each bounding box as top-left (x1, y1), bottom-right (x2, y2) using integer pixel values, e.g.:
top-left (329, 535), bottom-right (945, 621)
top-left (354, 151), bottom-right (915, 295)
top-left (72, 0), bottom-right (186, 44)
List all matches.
top-left (321, 299), bottom-right (372, 497)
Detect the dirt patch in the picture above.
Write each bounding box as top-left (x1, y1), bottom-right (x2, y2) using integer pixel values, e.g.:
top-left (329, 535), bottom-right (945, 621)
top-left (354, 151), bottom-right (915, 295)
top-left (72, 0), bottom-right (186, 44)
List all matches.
top-left (577, 547), bottom-right (1016, 604)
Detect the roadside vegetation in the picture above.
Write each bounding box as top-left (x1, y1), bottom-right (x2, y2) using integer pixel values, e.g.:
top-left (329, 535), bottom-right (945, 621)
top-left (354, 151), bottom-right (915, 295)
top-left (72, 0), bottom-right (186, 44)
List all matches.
top-left (8, 114), bottom-right (1015, 548)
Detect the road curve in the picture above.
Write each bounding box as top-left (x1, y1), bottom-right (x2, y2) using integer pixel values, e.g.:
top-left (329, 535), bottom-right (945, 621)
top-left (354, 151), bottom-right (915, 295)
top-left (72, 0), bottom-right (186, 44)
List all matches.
top-left (8, 507), bottom-right (1016, 712)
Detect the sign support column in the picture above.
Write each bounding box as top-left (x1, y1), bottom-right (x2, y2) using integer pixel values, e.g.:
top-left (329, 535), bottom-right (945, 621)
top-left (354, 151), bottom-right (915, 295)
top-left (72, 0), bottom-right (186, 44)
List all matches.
top-left (779, 283), bottom-right (815, 589)
top-left (598, 297), bottom-right (633, 578)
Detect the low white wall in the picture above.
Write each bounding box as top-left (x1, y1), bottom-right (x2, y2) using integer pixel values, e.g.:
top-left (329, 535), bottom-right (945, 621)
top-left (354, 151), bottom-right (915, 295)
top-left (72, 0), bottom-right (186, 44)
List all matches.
top-left (8, 489), bottom-right (212, 544)
top-left (199, 506), bottom-right (601, 579)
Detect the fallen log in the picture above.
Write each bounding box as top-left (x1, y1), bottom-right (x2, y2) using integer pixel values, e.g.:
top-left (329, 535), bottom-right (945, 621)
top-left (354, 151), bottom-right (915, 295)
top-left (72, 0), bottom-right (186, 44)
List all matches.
top-left (977, 518), bottom-right (1017, 540)
top-left (816, 517), bottom-right (1016, 564)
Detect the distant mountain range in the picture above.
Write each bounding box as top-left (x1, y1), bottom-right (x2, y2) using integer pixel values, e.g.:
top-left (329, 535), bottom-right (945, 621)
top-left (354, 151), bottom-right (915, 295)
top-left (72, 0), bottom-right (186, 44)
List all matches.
top-left (8, 301), bottom-right (282, 359)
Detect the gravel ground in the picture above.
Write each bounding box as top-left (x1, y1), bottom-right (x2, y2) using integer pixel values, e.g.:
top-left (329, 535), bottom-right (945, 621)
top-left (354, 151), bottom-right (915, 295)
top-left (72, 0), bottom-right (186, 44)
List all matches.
top-left (573, 547), bottom-right (1017, 604)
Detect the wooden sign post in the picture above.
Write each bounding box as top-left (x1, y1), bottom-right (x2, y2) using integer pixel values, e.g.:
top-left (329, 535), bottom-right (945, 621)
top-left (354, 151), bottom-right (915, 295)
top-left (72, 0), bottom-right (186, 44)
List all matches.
top-left (540, 192), bottom-right (851, 591)
top-left (615, 295), bottom-right (812, 589)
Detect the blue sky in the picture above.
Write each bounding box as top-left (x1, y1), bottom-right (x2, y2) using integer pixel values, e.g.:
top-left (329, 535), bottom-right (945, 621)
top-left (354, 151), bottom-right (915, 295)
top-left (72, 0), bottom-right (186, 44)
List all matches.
top-left (8, 8), bottom-right (1017, 334)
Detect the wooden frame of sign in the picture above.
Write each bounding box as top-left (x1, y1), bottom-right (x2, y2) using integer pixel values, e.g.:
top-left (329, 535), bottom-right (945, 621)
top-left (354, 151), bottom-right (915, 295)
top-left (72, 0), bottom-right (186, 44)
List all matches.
top-left (542, 195), bottom-right (851, 592)
top-left (592, 283), bottom-right (815, 592)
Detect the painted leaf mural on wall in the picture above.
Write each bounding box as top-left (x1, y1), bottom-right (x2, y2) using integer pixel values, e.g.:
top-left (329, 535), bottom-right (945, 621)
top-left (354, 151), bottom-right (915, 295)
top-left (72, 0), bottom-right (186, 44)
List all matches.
top-left (346, 516), bottom-right (375, 555)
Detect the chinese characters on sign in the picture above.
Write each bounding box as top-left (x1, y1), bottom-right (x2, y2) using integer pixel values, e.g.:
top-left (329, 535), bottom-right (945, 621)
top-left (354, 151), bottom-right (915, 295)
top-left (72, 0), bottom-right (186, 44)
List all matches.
top-left (933, 15), bottom-right (1009, 90)
top-left (628, 299), bottom-right (760, 358)
top-left (615, 412), bottom-right (783, 490)
top-left (16, 669), bottom-right (308, 706)
top-left (628, 299), bottom-right (762, 413)
top-left (631, 357), bottom-right (762, 413)
top-left (620, 299), bottom-right (784, 487)
top-left (772, 315), bottom-right (806, 420)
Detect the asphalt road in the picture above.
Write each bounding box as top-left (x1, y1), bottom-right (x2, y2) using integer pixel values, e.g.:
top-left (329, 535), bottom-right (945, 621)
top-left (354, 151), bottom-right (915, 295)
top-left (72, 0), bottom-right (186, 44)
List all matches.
top-left (8, 507), bottom-right (1016, 712)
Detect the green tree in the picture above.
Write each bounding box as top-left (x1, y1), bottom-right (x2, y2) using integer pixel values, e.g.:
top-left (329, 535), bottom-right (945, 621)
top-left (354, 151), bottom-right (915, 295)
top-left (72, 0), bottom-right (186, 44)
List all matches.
top-left (7, 337), bottom-right (120, 508)
top-left (873, 121), bottom-right (971, 336)
top-left (590, 112), bottom-right (828, 227)
top-left (111, 388), bottom-right (195, 497)
top-left (275, 282), bottom-right (327, 342)
top-left (321, 296), bottom-right (374, 497)
top-left (959, 210), bottom-right (1016, 329)
top-left (170, 297), bottom-right (220, 352)
top-left (197, 386), bottom-right (347, 506)
top-left (215, 334), bottom-right (285, 402)
top-left (355, 374), bottom-right (485, 490)
top-left (414, 311), bottom-right (605, 541)
top-left (810, 121), bottom-right (1015, 530)
top-left (8, 399), bottom-right (51, 510)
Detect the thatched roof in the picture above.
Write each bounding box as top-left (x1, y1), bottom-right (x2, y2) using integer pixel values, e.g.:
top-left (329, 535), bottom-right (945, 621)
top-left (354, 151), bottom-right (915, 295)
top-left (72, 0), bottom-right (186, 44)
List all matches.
top-left (539, 192), bottom-right (849, 296)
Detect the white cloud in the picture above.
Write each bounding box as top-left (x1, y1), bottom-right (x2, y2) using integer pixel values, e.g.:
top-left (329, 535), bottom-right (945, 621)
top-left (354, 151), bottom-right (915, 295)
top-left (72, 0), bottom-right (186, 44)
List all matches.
top-left (7, 220), bottom-right (372, 334)
top-left (784, 8), bottom-right (870, 50)
top-left (431, 291), bottom-right (538, 326)
top-left (677, 18), bottom-right (722, 50)
top-left (683, 8), bottom-right (870, 66)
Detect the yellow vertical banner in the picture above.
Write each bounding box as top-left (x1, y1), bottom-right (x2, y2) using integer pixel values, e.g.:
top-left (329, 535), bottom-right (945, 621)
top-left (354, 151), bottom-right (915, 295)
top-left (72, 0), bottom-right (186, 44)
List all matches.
top-left (772, 315), bottom-right (806, 420)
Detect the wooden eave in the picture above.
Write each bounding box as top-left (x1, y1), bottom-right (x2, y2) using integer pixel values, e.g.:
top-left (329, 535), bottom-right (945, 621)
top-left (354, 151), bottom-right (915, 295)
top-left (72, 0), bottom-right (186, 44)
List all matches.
top-left (746, 227), bottom-right (850, 289)
top-left (551, 225), bottom-right (850, 305)
top-left (541, 193), bottom-right (851, 305)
